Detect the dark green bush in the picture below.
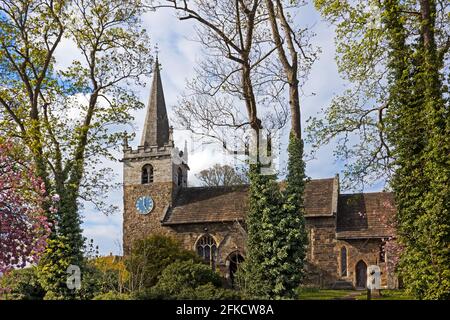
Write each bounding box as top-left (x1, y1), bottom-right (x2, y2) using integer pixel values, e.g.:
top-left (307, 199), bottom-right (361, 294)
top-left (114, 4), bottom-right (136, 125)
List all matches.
top-left (126, 235), bottom-right (200, 290)
top-left (0, 267), bottom-right (45, 300)
top-left (137, 259), bottom-right (240, 300)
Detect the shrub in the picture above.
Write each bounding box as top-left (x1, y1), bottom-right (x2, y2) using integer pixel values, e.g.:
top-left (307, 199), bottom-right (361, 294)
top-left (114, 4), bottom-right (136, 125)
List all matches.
top-left (91, 256), bottom-right (129, 294)
top-left (177, 283), bottom-right (241, 300)
top-left (137, 282), bottom-right (241, 300)
top-left (0, 267), bottom-right (45, 300)
top-left (93, 291), bottom-right (131, 300)
top-left (156, 259), bottom-right (222, 292)
top-left (140, 259), bottom-right (240, 300)
top-left (126, 235), bottom-right (200, 290)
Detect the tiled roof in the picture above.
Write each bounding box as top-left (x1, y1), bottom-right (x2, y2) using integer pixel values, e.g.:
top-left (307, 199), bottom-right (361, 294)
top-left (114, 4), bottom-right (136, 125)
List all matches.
top-left (303, 178), bottom-right (337, 217)
top-left (162, 185), bottom-right (249, 225)
top-left (162, 177), bottom-right (338, 225)
top-left (336, 193), bottom-right (396, 239)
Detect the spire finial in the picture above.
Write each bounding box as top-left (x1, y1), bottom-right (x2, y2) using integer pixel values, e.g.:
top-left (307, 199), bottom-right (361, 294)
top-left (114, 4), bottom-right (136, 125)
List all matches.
top-left (154, 43), bottom-right (160, 70)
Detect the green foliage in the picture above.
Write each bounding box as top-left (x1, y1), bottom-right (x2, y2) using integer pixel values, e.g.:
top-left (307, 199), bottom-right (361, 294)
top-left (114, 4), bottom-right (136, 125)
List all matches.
top-left (382, 0), bottom-right (450, 300)
top-left (312, 0), bottom-right (450, 299)
top-left (126, 235), bottom-right (200, 291)
top-left (239, 134), bottom-right (308, 299)
top-left (0, 267), bottom-right (45, 300)
top-left (37, 237), bottom-right (75, 300)
top-left (139, 260), bottom-right (237, 300)
top-left (277, 135), bottom-right (308, 298)
top-left (93, 291), bottom-right (132, 300)
top-left (91, 256), bottom-right (130, 294)
top-left (238, 138), bottom-right (305, 298)
top-left (0, 0), bottom-right (153, 284)
top-left (239, 164), bottom-right (284, 299)
top-left (155, 260), bottom-right (222, 291)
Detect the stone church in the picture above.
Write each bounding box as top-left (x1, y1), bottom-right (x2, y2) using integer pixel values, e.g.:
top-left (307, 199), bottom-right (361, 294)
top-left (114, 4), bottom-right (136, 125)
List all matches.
top-left (122, 61), bottom-right (398, 290)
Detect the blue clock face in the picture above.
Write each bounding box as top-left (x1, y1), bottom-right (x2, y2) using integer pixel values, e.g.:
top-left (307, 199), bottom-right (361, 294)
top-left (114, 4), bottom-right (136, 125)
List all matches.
top-left (135, 196), bottom-right (154, 215)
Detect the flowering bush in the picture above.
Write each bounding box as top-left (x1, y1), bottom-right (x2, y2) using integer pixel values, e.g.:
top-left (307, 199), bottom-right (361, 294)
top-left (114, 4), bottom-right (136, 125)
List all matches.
top-left (0, 141), bottom-right (51, 274)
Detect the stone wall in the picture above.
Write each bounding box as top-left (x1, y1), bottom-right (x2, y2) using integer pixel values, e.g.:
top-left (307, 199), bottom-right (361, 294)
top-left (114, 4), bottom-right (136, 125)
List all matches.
top-left (304, 216), bottom-right (339, 288)
top-left (123, 182), bottom-right (176, 255)
top-left (336, 238), bottom-right (391, 288)
top-left (303, 216), bottom-right (395, 289)
top-left (123, 156), bottom-right (173, 185)
top-left (167, 221), bottom-right (247, 285)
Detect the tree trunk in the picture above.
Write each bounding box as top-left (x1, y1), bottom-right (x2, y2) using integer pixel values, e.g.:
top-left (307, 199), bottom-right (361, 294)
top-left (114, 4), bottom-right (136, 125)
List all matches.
top-left (265, 0), bottom-right (302, 139)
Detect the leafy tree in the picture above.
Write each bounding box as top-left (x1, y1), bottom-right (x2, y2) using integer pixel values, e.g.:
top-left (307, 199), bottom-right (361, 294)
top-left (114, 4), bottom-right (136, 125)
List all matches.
top-left (276, 134), bottom-right (308, 298)
top-left (0, 140), bottom-right (51, 274)
top-left (196, 164), bottom-right (248, 187)
top-left (125, 235), bottom-right (200, 291)
top-left (0, 0), bottom-right (152, 279)
top-left (383, 0), bottom-right (450, 300)
top-left (312, 0), bottom-right (449, 299)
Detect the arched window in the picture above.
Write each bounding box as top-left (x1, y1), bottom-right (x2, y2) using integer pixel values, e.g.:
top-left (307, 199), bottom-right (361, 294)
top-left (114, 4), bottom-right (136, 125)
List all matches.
top-left (141, 164), bottom-right (153, 184)
top-left (196, 235), bottom-right (217, 269)
top-left (177, 167), bottom-right (183, 186)
top-left (340, 246), bottom-right (347, 276)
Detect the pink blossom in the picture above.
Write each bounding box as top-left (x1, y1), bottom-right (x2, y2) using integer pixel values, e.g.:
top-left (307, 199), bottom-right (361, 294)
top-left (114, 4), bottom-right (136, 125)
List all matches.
top-left (0, 141), bottom-right (50, 274)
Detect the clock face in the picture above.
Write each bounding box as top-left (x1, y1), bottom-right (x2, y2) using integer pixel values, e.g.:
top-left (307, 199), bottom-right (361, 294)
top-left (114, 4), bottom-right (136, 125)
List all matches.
top-left (135, 195), bottom-right (154, 215)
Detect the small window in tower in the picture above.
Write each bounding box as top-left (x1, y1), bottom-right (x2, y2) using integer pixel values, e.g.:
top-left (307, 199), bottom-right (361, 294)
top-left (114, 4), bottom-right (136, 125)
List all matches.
top-left (141, 164), bottom-right (153, 184)
top-left (177, 167), bottom-right (183, 186)
top-left (340, 246), bottom-right (347, 276)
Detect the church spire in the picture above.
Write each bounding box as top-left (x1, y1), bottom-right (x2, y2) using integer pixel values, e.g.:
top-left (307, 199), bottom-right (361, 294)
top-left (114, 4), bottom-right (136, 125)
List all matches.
top-left (140, 56), bottom-right (170, 147)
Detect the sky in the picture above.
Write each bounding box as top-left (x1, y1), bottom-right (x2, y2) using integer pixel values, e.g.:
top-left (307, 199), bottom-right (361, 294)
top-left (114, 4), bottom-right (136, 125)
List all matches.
top-left (52, 3), bottom-right (383, 256)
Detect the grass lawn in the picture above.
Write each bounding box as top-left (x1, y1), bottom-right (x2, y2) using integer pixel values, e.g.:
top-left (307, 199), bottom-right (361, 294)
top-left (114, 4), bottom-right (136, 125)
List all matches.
top-left (297, 288), bottom-right (416, 300)
top-left (297, 288), bottom-right (355, 300)
top-left (355, 289), bottom-right (416, 300)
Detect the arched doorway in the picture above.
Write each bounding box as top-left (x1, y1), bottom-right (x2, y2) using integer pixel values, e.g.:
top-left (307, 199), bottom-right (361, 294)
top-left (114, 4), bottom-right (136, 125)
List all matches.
top-left (227, 252), bottom-right (244, 288)
top-left (355, 260), bottom-right (367, 289)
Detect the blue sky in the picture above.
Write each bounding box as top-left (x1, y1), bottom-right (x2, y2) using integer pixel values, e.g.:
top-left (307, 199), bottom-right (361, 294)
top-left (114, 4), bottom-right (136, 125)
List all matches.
top-left (52, 3), bottom-right (384, 256)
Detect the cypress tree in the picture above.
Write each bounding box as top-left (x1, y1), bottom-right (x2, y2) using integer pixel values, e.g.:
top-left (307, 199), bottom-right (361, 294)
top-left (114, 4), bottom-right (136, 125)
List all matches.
top-left (384, 0), bottom-right (450, 299)
top-left (239, 133), bottom-right (308, 299)
top-left (239, 163), bottom-right (283, 298)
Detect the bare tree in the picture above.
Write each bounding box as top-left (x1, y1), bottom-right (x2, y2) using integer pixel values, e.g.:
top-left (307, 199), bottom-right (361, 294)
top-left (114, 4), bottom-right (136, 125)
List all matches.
top-left (153, 0), bottom-right (288, 154)
top-left (264, 0), bottom-right (318, 139)
top-left (153, 1), bottom-right (317, 160)
top-left (196, 164), bottom-right (249, 186)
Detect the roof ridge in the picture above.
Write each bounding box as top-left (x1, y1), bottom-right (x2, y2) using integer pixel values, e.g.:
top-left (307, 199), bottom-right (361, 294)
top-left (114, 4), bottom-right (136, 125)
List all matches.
top-left (340, 191), bottom-right (393, 196)
top-left (182, 184), bottom-right (249, 190)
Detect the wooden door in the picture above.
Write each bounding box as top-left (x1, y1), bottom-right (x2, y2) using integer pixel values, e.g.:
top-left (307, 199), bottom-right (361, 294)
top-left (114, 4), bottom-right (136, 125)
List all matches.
top-left (355, 260), bottom-right (367, 288)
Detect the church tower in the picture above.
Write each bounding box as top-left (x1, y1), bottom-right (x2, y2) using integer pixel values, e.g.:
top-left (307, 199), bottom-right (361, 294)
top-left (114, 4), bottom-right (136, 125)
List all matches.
top-left (122, 58), bottom-right (189, 255)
